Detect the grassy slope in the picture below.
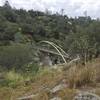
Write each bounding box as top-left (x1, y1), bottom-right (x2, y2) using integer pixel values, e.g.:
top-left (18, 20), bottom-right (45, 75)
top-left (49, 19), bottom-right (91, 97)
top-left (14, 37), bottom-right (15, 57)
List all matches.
top-left (0, 58), bottom-right (100, 100)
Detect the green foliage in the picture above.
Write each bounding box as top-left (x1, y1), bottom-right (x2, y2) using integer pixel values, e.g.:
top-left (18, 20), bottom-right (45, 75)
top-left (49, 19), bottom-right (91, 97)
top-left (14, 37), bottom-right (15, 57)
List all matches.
top-left (22, 62), bottom-right (39, 75)
top-left (0, 44), bottom-right (32, 69)
top-left (0, 0), bottom-right (100, 66)
top-left (4, 70), bottom-right (24, 88)
top-left (0, 70), bottom-right (29, 88)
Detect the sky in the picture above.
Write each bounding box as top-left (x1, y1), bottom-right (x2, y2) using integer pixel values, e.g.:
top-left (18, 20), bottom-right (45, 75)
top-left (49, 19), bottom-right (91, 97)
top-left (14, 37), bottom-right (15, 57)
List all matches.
top-left (0, 0), bottom-right (100, 18)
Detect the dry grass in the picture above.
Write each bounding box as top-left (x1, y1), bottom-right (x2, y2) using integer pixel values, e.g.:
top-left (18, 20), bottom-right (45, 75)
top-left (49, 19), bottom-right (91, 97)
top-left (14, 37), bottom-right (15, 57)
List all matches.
top-left (67, 65), bottom-right (97, 88)
top-left (0, 58), bottom-right (100, 100)
top-left (57, 88), bottom-right (77, 100)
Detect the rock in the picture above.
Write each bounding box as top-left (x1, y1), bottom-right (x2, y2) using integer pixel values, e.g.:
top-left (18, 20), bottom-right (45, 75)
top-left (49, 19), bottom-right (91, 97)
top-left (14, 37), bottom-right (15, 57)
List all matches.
top-left (17, 94), bottom-right (38, 100)
top-left (50, 83), bottom-right (67, 93)
top-left (74, 92), bottom-right (100, 100)
top-left (50, 97), bottom-right (61, 100)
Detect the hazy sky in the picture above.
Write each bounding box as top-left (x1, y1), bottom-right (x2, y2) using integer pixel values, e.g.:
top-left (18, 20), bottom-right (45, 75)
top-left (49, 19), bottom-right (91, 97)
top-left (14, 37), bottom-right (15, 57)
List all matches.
top-left (0, 0), bottom-right (100, 18)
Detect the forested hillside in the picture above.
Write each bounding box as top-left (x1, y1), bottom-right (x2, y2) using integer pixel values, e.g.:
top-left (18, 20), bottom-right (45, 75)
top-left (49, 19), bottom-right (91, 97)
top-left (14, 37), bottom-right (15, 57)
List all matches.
top-left (1, 1), bottom-right (100, 50)
top-left (0, 0), bottom-right (100, 70)
top-left (0, 1), bottom-right (100, 99)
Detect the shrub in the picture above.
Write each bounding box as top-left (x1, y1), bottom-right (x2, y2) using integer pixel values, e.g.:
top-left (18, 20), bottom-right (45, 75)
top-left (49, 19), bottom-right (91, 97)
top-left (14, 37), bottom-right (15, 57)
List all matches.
top-left (0, 44), bottom-right (33, 70)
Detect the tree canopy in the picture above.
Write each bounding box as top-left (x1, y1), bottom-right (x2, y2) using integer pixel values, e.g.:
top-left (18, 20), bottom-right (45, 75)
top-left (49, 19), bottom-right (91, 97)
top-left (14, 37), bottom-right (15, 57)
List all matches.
top-left (0, 1), bottom-right (100, 66)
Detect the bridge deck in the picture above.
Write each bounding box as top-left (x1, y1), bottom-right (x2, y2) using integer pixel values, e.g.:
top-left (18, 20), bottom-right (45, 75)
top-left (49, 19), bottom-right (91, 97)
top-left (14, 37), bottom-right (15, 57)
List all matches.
top-left (32, 46), bottom-right (70, 59)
